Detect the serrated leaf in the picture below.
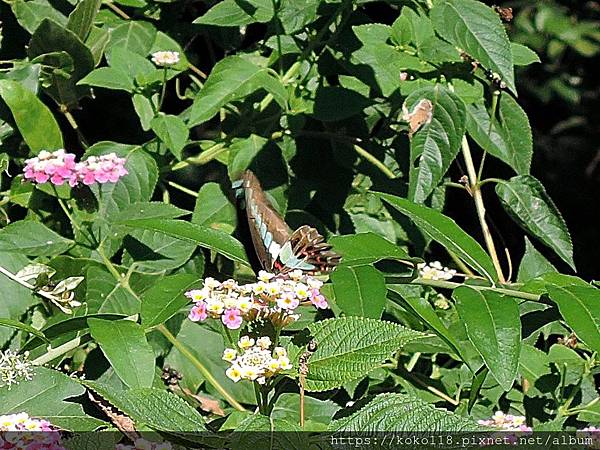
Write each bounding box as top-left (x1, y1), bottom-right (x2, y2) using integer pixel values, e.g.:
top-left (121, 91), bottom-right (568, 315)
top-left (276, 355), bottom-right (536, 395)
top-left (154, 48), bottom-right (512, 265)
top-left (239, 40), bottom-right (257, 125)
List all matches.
top-left (193, 0), bottom-right (273, 26)
top-left (330, 265), bottom-right (387, 319)
top-left (88, 318), bottom-right (155, 389)
top-left (376, 192), bottom-right (498, 281)
top-left (431, 0), bottom-right (515, 93)
top-left (0, 220), bottom-right (73, 256)
top-left (118, 218), bottom-right (250, 266)
top-left (454, 286), bottom-right (521, 391)
top-left (466, 94), bottom-right (532, 175)
top-left (141, 274), bottom-right (197, 329)
top-left (0, 79), bottom-right (63, 153)
top-left (278, 0), bottom-right (319, 34)
top-left (496, 175), bottom-right (574, 269)
top-left (406, 85), bottom-right (466, 202)
top-left (84, 382), bottom-right (206, 432)
top-left (546, 283), bottom-right (600, 354)
top-left (0, 367), bottom-right (103, 431)
top-left (305, 316), bottom-right (426, 391)
top-left (189, 56), bottom-right (285, 126)
top-left (329, 393), bottom-right (480, 431)
top-left (150, 114), bottom-right (189, 159)
top-left (330, 232), bottom-right (408, 266)
top-left (512, 43), bottom-right (541, 66)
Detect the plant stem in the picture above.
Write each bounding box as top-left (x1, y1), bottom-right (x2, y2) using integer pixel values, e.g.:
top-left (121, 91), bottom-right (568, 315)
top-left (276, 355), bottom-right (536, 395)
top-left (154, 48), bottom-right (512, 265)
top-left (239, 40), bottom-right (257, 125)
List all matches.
top-left (448, 251), bottom-right (475, 276)
top-left (105, 1), bottom-right (130, 19)
top-left (461, 136), bottom-right (505, 283)
top-left (353, 144), bottom-right (396, 179)
top-left (158, 68), bottom-right (168, 111)
top-left (53, 189), bottom-right (82, 234)
top-left (188, 63), bottom-right (207, 80)
top-left (167, 181), bottom-right (198, 198)
top-left (477, 90), bottom-right (501, 180)
top-left (386, 279), bottom-right (541, 302)
top-left (32, 336), bottom-right (82, 365)
top-left (157, 324), bottom-right (246, 411)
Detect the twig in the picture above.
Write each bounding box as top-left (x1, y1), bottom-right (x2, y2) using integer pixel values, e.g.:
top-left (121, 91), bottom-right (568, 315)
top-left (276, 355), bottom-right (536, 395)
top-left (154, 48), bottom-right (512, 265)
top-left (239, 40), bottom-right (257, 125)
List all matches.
top-left (105, 1), bottom-right (130, 19)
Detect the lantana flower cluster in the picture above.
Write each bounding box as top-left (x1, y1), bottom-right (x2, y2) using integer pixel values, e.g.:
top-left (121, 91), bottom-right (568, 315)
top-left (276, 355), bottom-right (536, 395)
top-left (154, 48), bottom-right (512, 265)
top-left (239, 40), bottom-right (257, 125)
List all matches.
top-left (186, 270), bottom-right (328, 330)
top-left (0, 350), bottom-right (34, 389)
top-left (417, 261), bottom-right (457, 281)
top-left (23, 150), bottom-right (127, 187)
top-left (0, 413), bottom-right (63, 450)
top-left (477, 411), bottom-right (532, 432)
top-left (116, 438), bottom-right (172, 450)
top-left (223, 336), bottom-right (292, 384)
top-left (151, 51), bottom-right (180, 67)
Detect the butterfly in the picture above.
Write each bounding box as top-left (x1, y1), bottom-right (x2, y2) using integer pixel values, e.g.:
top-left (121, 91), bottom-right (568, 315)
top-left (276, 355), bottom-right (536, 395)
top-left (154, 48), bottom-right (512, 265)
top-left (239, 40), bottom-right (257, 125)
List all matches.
top-left (401, 98), bottom-right (433, 137)
top-left (233, 170), bottom-right (341, 275)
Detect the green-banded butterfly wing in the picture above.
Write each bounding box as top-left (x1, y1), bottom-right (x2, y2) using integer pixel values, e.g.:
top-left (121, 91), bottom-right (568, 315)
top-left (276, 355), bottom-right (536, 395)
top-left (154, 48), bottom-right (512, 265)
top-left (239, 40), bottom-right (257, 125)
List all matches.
top-left (235, 170), bottom-right (341, 274)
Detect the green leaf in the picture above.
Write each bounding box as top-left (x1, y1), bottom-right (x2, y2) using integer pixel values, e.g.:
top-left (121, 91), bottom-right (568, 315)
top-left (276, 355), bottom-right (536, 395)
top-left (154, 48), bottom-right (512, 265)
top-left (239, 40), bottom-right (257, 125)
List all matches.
top-left (0, 367), bottom-right (103, 431)
top-left (512, 43), bottom-right (541, 66)
top-left (66, 0), bottom-right (101, 41)
top-left (192, 182), bottom-right (237, 230)
top-left (0, 80), bottom-right (63, 153)
top-left (109, 46), bottom-right (156, 84)
top-left (272, 393), bottom-right (340, 426)
top-left (78, 67), bottom-right (134, 92)
top-left (227, 134), bottom-right (268, 180)
top-left (278, 0), bottom-right (319, 34)
top-left (388, 285), bottom-right (468, 365)
top-left (546, 283), bottom-right (600, 354)
top-left (330, 232), bottom-right (408, 266)
top-left (305, 316), bottom-right (426, 391)
top-left (10, 0), bottom-right (67, 34)
top-left (349, 24), bottom-right (433, 96)
top-left (330, 265), bottom-right (387, 319)
top-left (189, 56), bottom-right (285, 126)
top-left (141, 274), bottom-right (198, 329)
top-left (150, 114), bottom-right (189, 160)
top-left (28, 19), bottom-right (95, 107)
top-left (106, 21), bottom-right (157, 62)
top-left (85, 26), bottom-right (110, 66)
top-left (377, 192), bottom-right (498, 281)
top-left (496, 175), bottom-right (574, 270)
top-left (466, 94), bottom-right (532, 175)
top-left (86, 266), bottom-right (140, 315)
top-left (431, 0), bottom-right (515, 93)
top-left (453, 286), bottom-right (521, 391)
top-left (0, 253), bottom-right (39, 346)
top-left (118, 218), bottom-right (250, 266)
top-left (88, 318), bottom-right (155, 389)
top-left (405, 85), bottom-right (467, 202)
top-left (121, 228), bottom-right (196, 272)
top-left (132, 94), bottom-right (158, 131)
top-left (519, 344), bottom-right (551, 388)
top-left (110, 202), bottom-right (189, 223)
top-left (193, 0), bottom-right (273, 26)
top-left (0, 220), bottom-right (73, 256)
top-left (517, 237), bottom-right (556, 282)
top-left (84, 382), bottom-right (206, 432)
top-left (329, 393), bottom-right (480, 431)
top-left (0, 318), bottom-right (48, 343)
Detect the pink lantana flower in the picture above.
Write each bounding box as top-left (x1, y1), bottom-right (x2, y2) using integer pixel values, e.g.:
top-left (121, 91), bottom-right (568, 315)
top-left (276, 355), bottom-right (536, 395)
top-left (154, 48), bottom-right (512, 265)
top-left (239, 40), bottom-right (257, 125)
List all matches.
top-left (309, 288), bottom-right (328, 309)
top-left (188, 303), bottom-right (207, 322)
top-left (221, 308), bottom-right (243, 329)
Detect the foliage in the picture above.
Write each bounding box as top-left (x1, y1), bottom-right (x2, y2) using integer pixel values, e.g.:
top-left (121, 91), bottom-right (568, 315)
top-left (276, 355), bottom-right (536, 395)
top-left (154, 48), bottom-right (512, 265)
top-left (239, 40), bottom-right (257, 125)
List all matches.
top-left (0, 0), bottom-right (598, 441)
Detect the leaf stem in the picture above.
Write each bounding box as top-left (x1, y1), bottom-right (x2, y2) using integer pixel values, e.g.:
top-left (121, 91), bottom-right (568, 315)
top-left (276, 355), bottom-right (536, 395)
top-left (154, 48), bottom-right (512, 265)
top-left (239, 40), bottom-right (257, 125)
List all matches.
top-left (32, 336), bottom-right (82, 365)
top-left (167, 181), bottom-right (198, 198)
top-left (157, 324), bottom-right (246, 412)
top-left (461, 136), bottom-right (505, 282)
top-left (105, 1), bottom-right (130, 20)
top-left (352, 144), bottom-right (396, 179)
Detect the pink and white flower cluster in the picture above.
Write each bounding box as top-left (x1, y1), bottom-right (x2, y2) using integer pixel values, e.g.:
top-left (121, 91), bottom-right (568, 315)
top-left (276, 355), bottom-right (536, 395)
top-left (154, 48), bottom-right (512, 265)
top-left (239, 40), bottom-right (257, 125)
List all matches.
top-left (0, 413), bottom-right (63, 450)
top-left (477, 411), bottom-right (532, 432)
top-left (186, 270), bottom-right (328, 330)
top-left (223, 336), bottom-right (292, 384)
top-left (23, 150), bottom-right (127, 187)
top-left (116, 438), bottom-right (172, 450)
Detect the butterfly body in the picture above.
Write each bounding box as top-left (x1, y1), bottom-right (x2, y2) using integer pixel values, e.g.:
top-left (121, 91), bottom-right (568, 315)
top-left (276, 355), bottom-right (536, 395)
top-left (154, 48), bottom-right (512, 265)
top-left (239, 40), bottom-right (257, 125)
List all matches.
top-left (234, 170), bottom-right (340, 274)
